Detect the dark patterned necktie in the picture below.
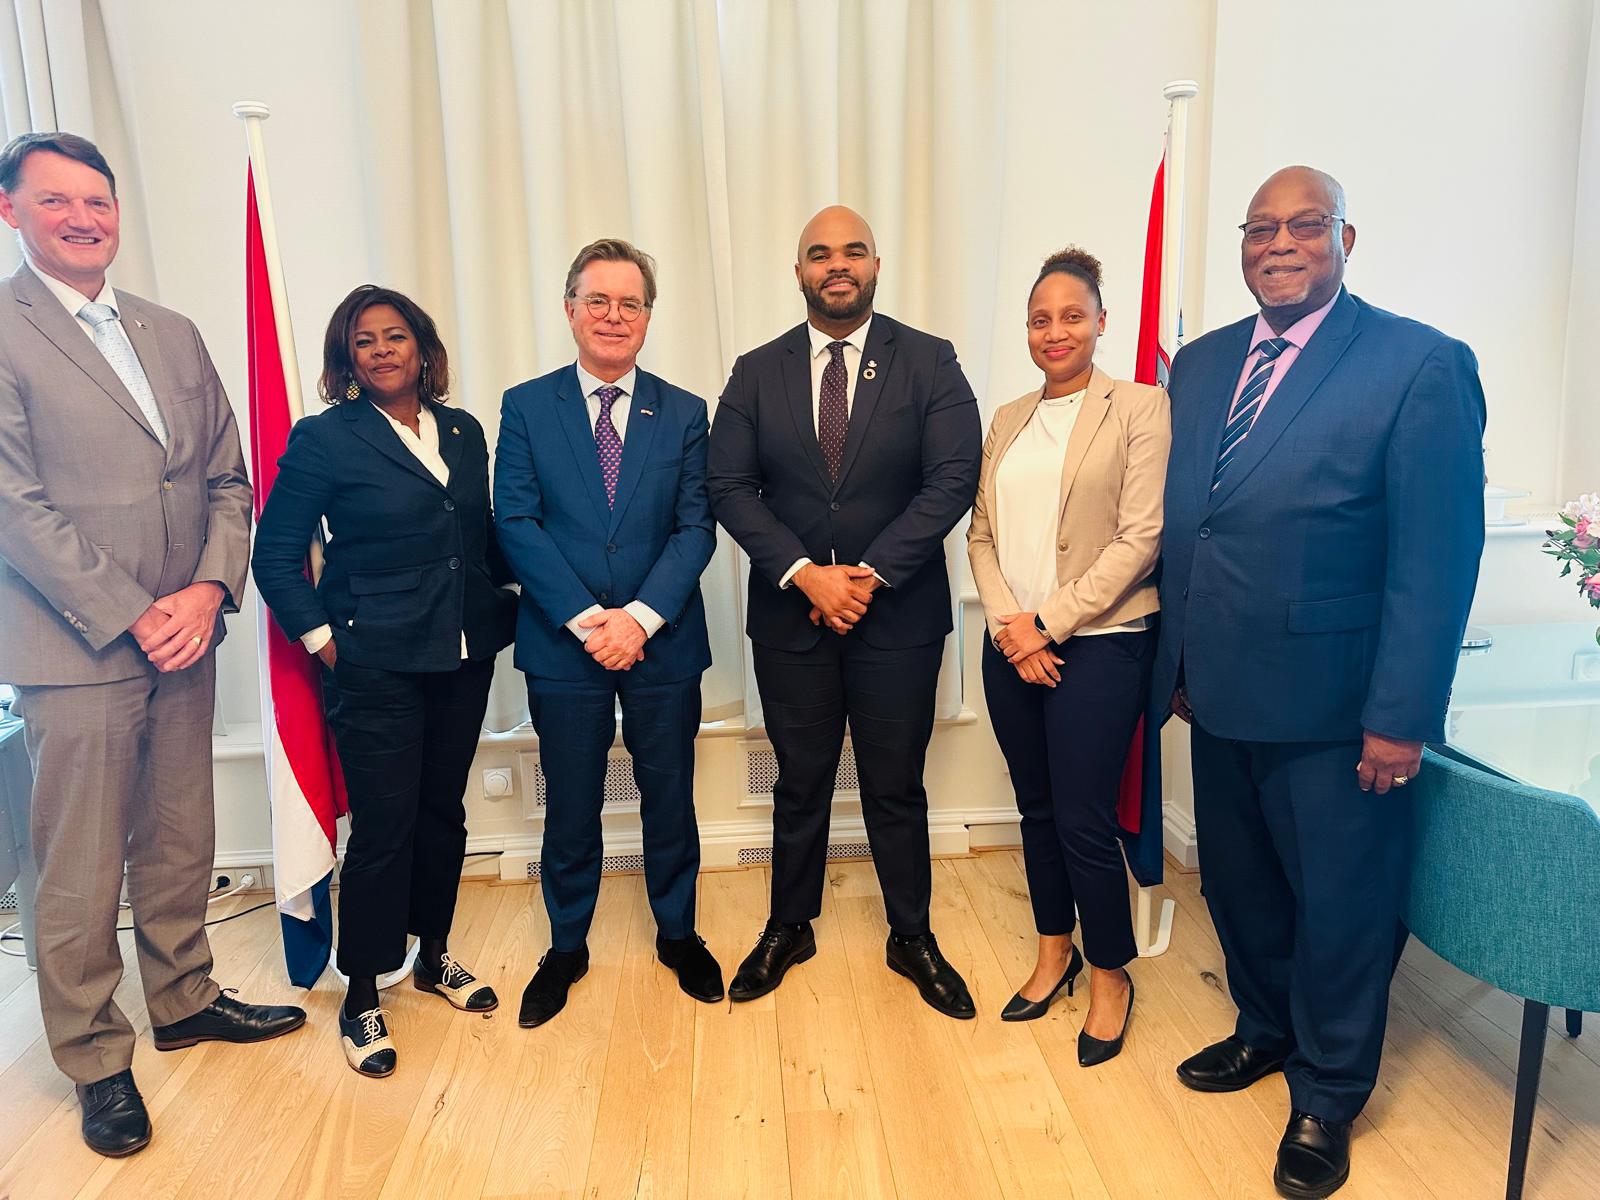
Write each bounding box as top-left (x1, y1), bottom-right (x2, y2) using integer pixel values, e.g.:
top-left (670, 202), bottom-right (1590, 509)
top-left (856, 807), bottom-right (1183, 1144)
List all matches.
top-left (1212, 337), bottom-right (1291, 492)
top-left (818, 340), bottom-right (849, 479)
top-left (593, 385), bottom-right (623, 506)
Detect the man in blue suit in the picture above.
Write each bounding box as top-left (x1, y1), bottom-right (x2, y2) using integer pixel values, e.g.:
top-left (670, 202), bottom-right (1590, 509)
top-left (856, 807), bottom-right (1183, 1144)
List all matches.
top-left (1155, 167), bottom-right (1485, 1199)
top-left (496, 239), bottom-right (721, 1027)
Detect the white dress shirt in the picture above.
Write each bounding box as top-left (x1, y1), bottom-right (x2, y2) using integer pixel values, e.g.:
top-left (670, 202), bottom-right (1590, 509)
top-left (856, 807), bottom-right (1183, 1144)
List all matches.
top-left (994, 387), bottom-right (1148, 638)
top-left (779, 316), bottom-right (882, 590)
top-left (566, 363), bottom-right (665, 643)
top-left (27, 259), bottom-right (116, 340)
top-left (301, 403), bottom-right (472, 658)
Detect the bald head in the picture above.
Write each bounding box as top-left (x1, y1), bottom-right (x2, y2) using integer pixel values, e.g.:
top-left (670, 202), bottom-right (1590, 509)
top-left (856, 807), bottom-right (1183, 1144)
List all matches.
top-left (1248, 165), bottom-right (1347, 221)
top-left (1241, 165), bottom-right (1357, 333)
top-left (795, 205), bottom-right (880, 333)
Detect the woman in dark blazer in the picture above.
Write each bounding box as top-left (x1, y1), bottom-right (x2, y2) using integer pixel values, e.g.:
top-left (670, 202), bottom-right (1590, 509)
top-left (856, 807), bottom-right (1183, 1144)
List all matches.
top-left (967, 248), bottom-right (1170, 1064)
top-left (253, 285), bottom-right (516, 1077)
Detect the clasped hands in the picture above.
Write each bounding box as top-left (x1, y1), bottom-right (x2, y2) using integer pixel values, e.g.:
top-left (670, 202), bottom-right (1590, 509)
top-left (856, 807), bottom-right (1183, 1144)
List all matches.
top-left (995, 611), bottom-right (1063, 688)
top-left (798, 563), bottom-right (880, 635)
top-left (128, 581), bottom-right (225, 673)
top-left (580, 608), bottom-right (648, 671)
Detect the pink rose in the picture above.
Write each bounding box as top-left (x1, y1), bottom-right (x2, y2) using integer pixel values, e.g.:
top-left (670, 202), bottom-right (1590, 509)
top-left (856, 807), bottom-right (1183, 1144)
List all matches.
top-left (1584, 576), bottom-right (1600, 602)
top-left (1576, 521), bottom-right (1598, 550)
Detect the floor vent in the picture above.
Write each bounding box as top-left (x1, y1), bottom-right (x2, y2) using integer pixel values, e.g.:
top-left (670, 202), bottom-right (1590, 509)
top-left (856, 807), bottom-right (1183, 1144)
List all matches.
top-left (735, 841), bottom-right (874, 867)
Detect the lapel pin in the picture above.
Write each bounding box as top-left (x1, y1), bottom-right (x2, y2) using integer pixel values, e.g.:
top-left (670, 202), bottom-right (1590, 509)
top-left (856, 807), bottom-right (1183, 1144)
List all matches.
top-left (639, 408), bottom-right (655, 417)
top-left (133, 319), bottom-right (146, 329)
top-left (863, 360), bottom-right (877, 381)
top-left (451, 426), bottom-right (460, 435)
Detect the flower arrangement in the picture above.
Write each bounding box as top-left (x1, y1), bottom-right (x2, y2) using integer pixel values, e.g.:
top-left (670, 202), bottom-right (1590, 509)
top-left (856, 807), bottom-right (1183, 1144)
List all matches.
top-left (1545, 493), bottom-right (1600, 644)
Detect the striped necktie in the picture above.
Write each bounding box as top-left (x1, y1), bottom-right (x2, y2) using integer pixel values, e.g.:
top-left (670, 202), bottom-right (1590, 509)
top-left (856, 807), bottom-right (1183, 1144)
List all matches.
top-left (79, 301), bottom-right (169, 450)
top-left (1212, 336), bottom-right (1291, 491)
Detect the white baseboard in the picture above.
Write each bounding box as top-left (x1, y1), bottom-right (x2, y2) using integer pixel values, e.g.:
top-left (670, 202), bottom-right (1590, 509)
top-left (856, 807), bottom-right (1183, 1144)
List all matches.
top-left (1163, 805), bottom-right (1200, 871)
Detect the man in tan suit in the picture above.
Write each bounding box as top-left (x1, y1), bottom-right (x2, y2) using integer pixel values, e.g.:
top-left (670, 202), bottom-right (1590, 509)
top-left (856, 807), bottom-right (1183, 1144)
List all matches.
top-left (0, 132), bottom-right (303, 1158)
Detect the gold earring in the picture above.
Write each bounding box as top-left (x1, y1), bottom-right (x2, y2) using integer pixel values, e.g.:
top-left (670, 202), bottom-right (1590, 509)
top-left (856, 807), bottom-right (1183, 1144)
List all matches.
top-left (345, 378), bottom-right (361, 402)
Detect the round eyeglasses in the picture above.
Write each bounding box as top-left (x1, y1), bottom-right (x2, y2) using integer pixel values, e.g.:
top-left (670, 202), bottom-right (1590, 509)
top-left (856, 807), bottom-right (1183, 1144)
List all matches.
top-left (571, 293), bottom-right (650, 322)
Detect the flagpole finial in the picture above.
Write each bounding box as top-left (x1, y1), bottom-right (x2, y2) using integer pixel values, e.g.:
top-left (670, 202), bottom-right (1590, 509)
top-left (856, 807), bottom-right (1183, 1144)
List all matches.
top-left (232, 101), bottom-right (271, 120)
top-left (1162, 80), bottom-right (1200, 102)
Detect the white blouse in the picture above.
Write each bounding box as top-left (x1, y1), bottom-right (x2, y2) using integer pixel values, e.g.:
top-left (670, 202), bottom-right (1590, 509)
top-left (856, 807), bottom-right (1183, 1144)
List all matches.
top-left (994, 388), bottom-right (1147, 638)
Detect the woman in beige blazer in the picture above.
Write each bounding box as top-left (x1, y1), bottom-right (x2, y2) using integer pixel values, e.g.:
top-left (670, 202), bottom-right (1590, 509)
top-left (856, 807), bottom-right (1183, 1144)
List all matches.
top-left (967, 248), bottom-right (1170, 1065)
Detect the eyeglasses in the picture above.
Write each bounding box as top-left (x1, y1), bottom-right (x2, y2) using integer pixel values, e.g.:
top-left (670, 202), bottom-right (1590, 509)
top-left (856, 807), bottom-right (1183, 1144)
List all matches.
top-left (1238, 214), bottom-right (1345, 245)
top-left (571, 293), bottom-right (650, 322)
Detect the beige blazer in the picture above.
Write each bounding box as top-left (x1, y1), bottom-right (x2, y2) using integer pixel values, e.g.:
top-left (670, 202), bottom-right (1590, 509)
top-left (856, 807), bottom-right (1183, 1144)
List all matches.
top-left (0, 265), bottom-right (251, 686)
top-left (967, 365), bottom-right (1170, 643)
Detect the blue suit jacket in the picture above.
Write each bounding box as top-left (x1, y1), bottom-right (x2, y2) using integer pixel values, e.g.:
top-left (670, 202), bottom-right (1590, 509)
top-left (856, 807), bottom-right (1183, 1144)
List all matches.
top-left (494, 365), bottom-right (714, 684)
top-left (1153, 289), bottom-right (1486, 745)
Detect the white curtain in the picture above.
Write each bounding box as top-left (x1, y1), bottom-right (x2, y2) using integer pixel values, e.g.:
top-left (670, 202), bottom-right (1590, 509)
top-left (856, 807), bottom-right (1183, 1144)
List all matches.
top-left (340, 0), bottom-right (1018, 727)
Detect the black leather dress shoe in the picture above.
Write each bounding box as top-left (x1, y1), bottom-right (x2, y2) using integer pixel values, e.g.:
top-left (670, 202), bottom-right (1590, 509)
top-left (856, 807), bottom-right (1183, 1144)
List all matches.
top-left (518, 947), bottom-right (589, 1028)
top-left (1274, 1111), bottom-right (1352, 1199)
top-left (76, 1068), bottom-right (151, 1157)
top-left (1176, 1035), bottom-right (1288, 1092)
top-left (152, 989), bottom-right (307, 1050)
top-left (1077, 974), bottom-right (1134, 1067)
top-left (729, 920), bottom-right (816, 1002)
top-left (657, 933), bottom-right (725, 1002)
top-left (1000, 945), bottom-right (1084, 1021)
top-left (886, 932), bottom-right (975, 1020)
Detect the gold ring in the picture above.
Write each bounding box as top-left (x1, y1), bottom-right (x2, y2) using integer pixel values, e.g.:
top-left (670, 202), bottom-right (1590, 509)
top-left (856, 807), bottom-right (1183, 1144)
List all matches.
top-left (190, 635), bottom-right (202, 646)
top-left (1393, 775), bottom-right (1410, 786)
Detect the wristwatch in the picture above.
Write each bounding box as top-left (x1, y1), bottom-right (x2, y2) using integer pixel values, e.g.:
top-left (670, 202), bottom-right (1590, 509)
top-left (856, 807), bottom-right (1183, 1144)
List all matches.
top-left (1033, 614), bottom-right (1049, 637)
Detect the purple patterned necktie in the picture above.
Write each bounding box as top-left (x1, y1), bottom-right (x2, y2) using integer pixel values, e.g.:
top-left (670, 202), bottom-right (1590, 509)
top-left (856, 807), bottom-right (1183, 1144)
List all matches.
top-left (818, 340), bottom-right (849, 479)
top-left (593, 385), bottom-right (624, 506)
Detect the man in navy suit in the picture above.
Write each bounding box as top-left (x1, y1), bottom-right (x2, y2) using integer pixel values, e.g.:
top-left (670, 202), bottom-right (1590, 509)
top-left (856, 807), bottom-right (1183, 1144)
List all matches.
top-left (496, 239), bottom-right (721, 1027)
top-left (1156, 167), bottom-right (1485, 1198)
top-left (708, 207), bottom-right (983, 1017)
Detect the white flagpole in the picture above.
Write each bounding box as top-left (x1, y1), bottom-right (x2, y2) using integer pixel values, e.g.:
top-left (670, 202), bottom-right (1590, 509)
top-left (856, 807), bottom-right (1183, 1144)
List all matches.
top-left (1161, 80), bottom-right (1200, 354)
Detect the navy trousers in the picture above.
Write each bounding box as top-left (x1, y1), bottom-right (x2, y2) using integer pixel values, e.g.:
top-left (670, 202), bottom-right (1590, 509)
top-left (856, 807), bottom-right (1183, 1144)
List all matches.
top-left (527, 672), bottom-right (701, 953)
top-left (981, 632), bottom-right (1150, 969)
top-left (1189, 722), bottom-right (1410, 1123)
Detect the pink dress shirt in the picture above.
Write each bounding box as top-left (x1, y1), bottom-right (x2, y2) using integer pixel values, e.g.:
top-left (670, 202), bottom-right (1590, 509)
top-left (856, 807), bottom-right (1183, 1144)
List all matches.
top-left (1226, 291), bottom-right (1341, 423)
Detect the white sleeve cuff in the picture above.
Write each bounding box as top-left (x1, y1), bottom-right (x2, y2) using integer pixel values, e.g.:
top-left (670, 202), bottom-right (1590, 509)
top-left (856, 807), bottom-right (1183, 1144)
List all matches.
top-left (300, 625), bottom-right (333, 654)
top-left (779, 557), bottom-right (813, 589)
top-left (624, 601), bottom-right (666, 638)
top-left (565, 604), bottom-right (604, 643)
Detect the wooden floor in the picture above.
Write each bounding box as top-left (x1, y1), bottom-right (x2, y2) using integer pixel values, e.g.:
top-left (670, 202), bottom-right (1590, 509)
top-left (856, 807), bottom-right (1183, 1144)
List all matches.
top-left (1, 853), bottom-right (1596, 1199)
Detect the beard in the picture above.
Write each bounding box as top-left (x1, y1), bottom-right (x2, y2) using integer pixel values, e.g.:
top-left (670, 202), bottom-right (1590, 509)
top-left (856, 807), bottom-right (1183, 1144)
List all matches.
top-left (802, 272), bottom-right (877, 324)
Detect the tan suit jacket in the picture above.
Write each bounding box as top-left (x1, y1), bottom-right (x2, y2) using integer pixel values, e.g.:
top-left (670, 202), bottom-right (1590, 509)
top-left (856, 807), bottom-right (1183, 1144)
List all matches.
top-left (0, 264), bottom-right (250, 685)
top-left (967, 365), bottom-right (1170, 643)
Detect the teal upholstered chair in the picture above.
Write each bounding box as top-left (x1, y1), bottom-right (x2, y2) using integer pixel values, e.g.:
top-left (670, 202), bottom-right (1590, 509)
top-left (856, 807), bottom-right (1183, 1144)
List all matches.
top-left (1404, 748), bottom-right (1600, 1200)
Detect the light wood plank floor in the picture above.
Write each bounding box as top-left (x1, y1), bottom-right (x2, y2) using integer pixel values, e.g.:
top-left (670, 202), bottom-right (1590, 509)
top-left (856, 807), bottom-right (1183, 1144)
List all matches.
top-left (1, 853), bottom-right (1595, 1199)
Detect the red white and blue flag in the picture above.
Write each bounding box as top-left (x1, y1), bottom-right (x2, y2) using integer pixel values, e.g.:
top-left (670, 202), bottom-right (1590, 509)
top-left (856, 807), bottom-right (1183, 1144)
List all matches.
top-left (245, 165), bottom-right (347, 986)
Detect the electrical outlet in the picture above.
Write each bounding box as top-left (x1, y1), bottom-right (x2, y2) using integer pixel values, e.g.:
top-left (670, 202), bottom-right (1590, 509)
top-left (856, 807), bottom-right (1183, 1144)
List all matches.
top-left (482, 767), bottom-right (515, 799)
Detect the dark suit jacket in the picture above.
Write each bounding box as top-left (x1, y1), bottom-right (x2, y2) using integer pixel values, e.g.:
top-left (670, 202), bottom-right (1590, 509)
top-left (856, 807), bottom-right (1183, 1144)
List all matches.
top-left (707, 314), bottom-right (982, 651)
top-left (494, 365), bottom-right (714, 684)
top-left (252, 400), bottom-right (516, 673)
top-left (1154, 288), bottom-right (1486, 744)
top-left (0, 266), bottom-right (250, 685)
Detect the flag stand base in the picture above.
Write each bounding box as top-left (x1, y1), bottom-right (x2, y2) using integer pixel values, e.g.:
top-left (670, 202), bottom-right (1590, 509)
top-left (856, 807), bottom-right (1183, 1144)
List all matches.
top-left (1135, 886), bottom-right (1175, 957)
top-left (332, 939), bottom-right (421, 990)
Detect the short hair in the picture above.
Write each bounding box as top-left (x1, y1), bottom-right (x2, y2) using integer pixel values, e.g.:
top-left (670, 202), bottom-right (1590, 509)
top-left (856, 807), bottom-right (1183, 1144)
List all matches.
top-left (0, 131), bottom-right (117, 196)
top-left (1030, 246), bottom-right (1104, 310)
top-left (319, 285), bottom-right (450, 405)
top-left (563, 238), bottom-right (658, 308)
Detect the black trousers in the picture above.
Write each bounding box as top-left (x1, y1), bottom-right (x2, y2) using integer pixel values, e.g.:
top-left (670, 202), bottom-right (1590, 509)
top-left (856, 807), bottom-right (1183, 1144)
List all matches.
top-left (753, 635), bottom-right (943, 935)
top-left (322, 656), bottom-right (496, 976)
top-left (981, 632), bottom-right (1151, 969)
top-left (1189, 722), bottom-right (1408, 1123)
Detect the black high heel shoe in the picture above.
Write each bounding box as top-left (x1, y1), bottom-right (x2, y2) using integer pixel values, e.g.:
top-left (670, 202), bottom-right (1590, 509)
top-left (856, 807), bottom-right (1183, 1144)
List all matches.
top-left (1077, 971), bottom-right (1135, 1067)
top-left (1000, 944), bottom-right (1084, 1022)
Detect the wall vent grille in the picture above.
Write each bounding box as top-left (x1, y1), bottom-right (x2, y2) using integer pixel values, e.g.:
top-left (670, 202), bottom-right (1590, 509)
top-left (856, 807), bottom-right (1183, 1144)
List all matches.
top-left (745, 744), bottom-right (859, 795)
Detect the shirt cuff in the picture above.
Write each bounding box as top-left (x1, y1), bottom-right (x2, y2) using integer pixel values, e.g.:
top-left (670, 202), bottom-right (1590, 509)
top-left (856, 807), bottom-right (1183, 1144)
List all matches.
top-left (779, 557), bottom-right (813, 589)
top-left (859, 562), bottom-right (889, 588)
top-left (624, 601), bottom-right (665, 638)
top-left (565, 604), bottom-right (604, 643)
top-left (300, 624), bottom-right (333, 654)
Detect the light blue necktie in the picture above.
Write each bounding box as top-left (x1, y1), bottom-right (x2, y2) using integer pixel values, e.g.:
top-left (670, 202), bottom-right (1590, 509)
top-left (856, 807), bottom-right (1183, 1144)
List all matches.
top-left (1211, 336), bottom-right (1291, 492)
top-left (78, 301), bottom-right (169, 450)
